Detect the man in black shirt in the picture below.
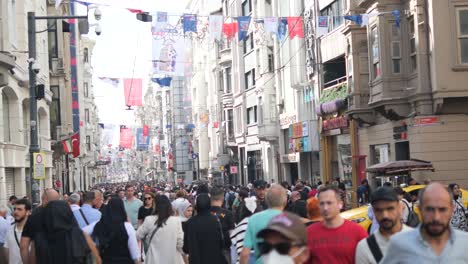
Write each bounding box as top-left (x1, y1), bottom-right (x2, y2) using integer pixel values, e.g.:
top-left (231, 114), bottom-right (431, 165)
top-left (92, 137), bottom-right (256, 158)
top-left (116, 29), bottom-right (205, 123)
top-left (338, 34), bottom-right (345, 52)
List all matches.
top-left (253, 180), bottom-right (268, 211)
top-left (20, 188), bottom-right (60, 264)
top-left (210, 187), bottom-right (235, 263)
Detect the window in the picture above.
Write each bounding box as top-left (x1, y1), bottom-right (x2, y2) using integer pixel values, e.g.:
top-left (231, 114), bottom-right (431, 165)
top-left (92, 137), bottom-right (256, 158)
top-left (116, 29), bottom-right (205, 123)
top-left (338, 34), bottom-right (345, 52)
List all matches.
top-left (247, 106), bottom-right (257, 125)
top-left (86, 136), bottom-right (91, 151)
top-left (219, 36), bottom-right (231, 50)
top-left (268, 51), bottom-right (274, 72)
top-left (371, 144), bottom-right (389, 165)
top-left (408, 17), bottom-right (417, 72)
top-left (47, 20), bottom-right (58, 59)
top-left (320, 0), bottom-right (344, 32)
top-left (84, 82), bottom-right (89, 98)
top-left (234, 106), bottom-right (243, 134)
top-left (371, 26), bottom-right (380, 78)
top-left (457, 8), bottom-right (468, 64)
top-left (242, 0), bottom-right (252, 16)
top-left (224, 67), bottom-right (232, 93)
top-left (243, 33), bottom-right (254, 54)
top-left (226, 109), bottom-right (234, 140)
top-left (2, 91), bottom-right (10, 142)
top-left (8, 0), bottom-right (17, 47)
top-left (390, 23), bottom-right (401, 74)
top-left (84, 48), bottom-right (89, 63)
top-left (245, 69), bottom-right (256, 90)
top-left (85, 108), bottom-right (90, 124)
top-left (49, 86), bottom-right (61, 140)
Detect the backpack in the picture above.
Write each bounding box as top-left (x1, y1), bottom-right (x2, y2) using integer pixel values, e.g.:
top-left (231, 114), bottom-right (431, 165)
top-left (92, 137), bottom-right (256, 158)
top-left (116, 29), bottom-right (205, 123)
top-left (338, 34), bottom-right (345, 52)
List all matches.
top-left (227, 192), bottom-right (236, 210)
top-left (403, 200), bottom-right (420, 227)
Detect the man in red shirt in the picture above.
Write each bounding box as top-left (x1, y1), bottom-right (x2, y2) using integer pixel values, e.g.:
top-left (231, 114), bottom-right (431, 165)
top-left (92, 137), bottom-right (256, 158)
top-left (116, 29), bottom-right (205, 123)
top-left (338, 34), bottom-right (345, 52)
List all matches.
top-left (307, 186), bottom-right (367, 264)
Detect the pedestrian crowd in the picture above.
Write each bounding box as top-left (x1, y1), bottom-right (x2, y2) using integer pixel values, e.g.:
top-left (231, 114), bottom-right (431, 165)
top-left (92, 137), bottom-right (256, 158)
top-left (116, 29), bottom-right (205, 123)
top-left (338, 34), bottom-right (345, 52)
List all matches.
top-left (0, 178), bottom-right (468, 264)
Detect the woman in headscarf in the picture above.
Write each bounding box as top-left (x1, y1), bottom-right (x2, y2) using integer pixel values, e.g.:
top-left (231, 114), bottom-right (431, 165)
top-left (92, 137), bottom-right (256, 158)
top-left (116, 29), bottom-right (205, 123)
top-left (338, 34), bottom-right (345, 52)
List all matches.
top-left (136, 195), bottom-right (184, 264)
top-left (83, 197), bottom-right (140, 264)
top-left (184, 193), bottom-right (228, 264)
top-left (37, 200), bottom-right (101, 264)
top-left (173, 198), bottom-right (193, 263)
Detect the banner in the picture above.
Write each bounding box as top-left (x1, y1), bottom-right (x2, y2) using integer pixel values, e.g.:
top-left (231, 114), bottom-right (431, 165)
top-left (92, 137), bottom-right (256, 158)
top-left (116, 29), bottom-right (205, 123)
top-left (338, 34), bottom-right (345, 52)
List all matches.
top-left (264, 17), bottom-right (278, 35)
top-left (98, 77), bottom-right (120, 88)
top-left (237, 16), bottom-right (251, 41)
top-left (222, 22), bottom-right (238, 40)
top-left (71, 132), bottom-right (80, 158)
top-left (183, 14), bottom-right (197, 33)
top-left (123, 78), bottom-right (143, 106)
top-left (277, 18), bottom-right (288, 41)
top-left (209, 15), bottom-right (223, 40)
top-left (152, 14), bottom-right (186, 76)
top-left (136, 128), bottom-right (150, 150)
top-left (120, 127), bottom-right (133, 149)
top-left (287, 17), bottom-right (304, 39)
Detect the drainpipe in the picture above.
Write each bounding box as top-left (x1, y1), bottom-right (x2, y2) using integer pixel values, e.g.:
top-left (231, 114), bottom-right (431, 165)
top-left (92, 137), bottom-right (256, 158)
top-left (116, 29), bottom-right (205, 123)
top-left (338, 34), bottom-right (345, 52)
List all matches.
top-left (424, 0), bottom-right (433, 114)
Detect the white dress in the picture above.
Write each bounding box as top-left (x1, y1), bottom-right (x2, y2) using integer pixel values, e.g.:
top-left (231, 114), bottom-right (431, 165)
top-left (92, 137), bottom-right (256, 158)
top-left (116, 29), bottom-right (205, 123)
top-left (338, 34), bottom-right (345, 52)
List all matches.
top-left (136, 215), bottom-right (184, 264)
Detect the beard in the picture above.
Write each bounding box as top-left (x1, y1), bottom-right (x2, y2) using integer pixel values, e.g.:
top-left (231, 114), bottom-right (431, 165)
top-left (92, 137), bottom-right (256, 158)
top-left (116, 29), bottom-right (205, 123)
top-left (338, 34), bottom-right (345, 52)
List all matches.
top-left (14, 216), bottom-right (25, 223)
top-left (379, 218), bottom-right (396, 231)
top-left (422, 221), bottom-right (450, 237)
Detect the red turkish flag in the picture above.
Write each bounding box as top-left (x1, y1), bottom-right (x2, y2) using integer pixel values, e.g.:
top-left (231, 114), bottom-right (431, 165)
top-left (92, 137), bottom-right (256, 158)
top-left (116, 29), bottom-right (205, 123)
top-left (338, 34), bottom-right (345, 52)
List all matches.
top-left (71, 132), bottom-right (80, 158)
top-left (143, 125), bottom-right (149, 136)
top-left (287, 17), bottom-right (304, 39)
top-left (124, 78), bottom-right (143, 106)
top-left (120, 128), bottom-right (133, 149)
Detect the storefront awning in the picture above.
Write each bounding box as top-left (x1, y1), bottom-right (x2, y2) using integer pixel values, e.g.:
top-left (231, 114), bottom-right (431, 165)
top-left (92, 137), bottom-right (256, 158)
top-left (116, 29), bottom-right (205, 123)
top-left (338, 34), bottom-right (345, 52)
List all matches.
top-left (366, 159), bottom-right (434, 175)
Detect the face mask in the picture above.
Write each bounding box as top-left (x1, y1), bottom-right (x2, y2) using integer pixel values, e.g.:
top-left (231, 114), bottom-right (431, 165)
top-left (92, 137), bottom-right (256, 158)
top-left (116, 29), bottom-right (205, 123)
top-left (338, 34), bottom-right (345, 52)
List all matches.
top-left (262, 249), bottom-right (294, 264)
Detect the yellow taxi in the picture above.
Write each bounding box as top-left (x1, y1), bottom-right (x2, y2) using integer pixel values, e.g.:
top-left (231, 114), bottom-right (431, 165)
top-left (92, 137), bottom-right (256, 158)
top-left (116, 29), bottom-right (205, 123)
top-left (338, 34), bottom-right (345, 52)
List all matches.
top-left (341, 185), bottom-right (468, 232)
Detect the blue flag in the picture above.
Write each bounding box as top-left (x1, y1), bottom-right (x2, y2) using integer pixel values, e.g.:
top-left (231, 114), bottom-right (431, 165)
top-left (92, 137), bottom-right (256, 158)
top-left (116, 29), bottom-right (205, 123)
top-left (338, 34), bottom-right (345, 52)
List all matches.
top-left (152, 77), bottom-right (173, 87)
top-left (344, 15), bottom-right (363, 26)
top-left (238, 16), bottom-right (251, 41)
top-left (277, 18), bottom-right (288, 41)
top-left (183, 14), bottom-right (197, 33)
top-left (392, 10), bottom-right (401, 28)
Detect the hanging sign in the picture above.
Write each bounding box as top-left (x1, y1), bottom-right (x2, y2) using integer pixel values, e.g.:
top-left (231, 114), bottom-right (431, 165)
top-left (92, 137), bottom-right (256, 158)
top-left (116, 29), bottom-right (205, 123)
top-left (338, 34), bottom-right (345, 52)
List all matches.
top-left (33, 153), bottom-right (46, 180)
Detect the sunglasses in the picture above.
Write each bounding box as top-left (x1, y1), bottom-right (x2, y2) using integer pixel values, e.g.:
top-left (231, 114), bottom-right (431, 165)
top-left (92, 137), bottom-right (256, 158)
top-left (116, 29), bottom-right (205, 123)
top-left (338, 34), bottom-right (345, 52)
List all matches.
top-left (258, 242), bottom-right (294, 255)
top-left (144, 197), bottom-right (153, 200)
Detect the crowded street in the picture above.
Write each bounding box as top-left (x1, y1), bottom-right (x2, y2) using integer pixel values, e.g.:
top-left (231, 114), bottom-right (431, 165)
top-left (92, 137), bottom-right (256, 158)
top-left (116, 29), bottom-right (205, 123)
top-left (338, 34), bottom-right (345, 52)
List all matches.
top-left (1, 0), bottom-right (468, 263)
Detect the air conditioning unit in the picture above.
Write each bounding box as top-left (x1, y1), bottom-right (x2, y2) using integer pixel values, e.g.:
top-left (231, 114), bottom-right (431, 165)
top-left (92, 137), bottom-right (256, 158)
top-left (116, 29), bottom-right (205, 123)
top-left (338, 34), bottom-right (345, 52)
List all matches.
top-left (51, 58), bottom-right (64, 73)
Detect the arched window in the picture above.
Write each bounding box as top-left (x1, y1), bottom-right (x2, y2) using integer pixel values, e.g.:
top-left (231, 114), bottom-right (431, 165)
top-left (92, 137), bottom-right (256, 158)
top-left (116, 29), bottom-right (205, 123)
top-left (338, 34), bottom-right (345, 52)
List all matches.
top-left (84, 47), bottom-right (89, 62)
top-left (2, 90), bottom-right (11, 142)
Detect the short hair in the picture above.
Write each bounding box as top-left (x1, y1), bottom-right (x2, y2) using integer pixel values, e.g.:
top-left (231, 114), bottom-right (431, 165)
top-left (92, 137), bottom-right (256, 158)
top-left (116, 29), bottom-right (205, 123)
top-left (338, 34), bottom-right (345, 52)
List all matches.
top-left (317, 186), bottom-right (342, 201)
top-left (306, 197), bottom-right (320, 219)
top-left (9, 195), bottom-right (17, 201)
top-left (265, 184), bottom-right (287, 208)
top-left (210, 187), bottom-right (224, 201)
top-left (83, 191), bottom-right (96, 203)
top-left (68, 193), bottom-right (81, 204)
top-left (125, 185), bottom-right (134, 191)
top-left (176, 190), bottom-right (186, 198)
top-left (15, 199), bottom-right (32, 211)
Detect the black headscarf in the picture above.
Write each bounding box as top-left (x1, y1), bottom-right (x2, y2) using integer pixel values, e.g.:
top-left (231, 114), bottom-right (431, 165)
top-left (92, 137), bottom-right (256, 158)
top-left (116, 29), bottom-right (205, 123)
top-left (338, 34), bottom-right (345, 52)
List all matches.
top-left (93, 197), bottom-right (129, 252)
top-left (195, 193), bottom-right (211, 215)
top-left (39, 200), bottom-right (89, 264)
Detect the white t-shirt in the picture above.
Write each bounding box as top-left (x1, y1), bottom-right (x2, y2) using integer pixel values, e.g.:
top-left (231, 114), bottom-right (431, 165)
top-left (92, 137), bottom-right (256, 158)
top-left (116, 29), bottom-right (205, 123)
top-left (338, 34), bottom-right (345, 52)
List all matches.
top-left (4, 225), bottom-right (23, 264)
top-left (0, 216), bottom-right (9, 244)
top-left (83, 221), bottom-right (141, 261)
top-left (355, 225), bottom-right (413, 264)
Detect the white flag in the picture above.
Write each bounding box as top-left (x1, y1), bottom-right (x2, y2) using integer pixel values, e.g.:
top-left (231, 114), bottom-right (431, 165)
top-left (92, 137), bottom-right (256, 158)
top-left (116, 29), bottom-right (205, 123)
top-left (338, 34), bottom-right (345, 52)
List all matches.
top-left (209, 15), bottom-right (223, 41)
top-left (264, 17), bottom-right (278, 35)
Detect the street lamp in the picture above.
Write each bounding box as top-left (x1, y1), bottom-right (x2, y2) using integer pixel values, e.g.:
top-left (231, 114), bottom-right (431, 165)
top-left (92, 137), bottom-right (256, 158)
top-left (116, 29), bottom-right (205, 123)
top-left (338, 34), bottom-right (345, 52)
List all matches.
top-left (27, 11), bottom-right (88, 207)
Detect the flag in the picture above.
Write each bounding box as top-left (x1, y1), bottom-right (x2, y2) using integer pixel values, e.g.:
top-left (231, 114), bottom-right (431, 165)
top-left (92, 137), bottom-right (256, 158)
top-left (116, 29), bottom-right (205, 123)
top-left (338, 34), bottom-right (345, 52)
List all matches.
top-left (361, 14), bottom-right (370, 27)
top-left (344, 15), bottom-right (363, 26)
top-left (127, 9), bottom-right (143, 14)
top-left (277, 18), bottom-right (288, 41)
top-left (209, 15), bottom-right (223, 40)
top-left (392, 10), bottom-right (401, 28)
top-left (287, 17), bottom-right (304, 39)
top-left (317, 16), bottom-right (329, 37)
top-left (62, 138), bottom-right (72, 154)
top-left (222, 22), bottom-right (238, 40)
top-left (143, 125), bottom-right (149, 136)
top-left (98, 123), bottom-right (104, 129)
top-left (237, 16), bottom-right (251, 41)
top-left (98, 77), bottom-right (120, 88)
top-left (153, 12), bottom-right (168, 33)
top-left (183, 14), bottom-right (197, 33)
top-left (152, 77), bottom-right (172, 87)
top-left (264, 17), bottom-right (278, 35)
top-left (123, 78), bottom-right (143, 106)
top-left (120, 127), bottom-right (133, 149)
top-left (71, 132), bottom-right (80, 158)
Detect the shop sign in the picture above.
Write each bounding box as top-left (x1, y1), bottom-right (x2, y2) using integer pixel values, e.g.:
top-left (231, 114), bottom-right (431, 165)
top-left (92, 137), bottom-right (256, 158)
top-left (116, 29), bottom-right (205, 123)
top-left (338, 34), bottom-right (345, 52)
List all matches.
top-left (289, 121), bottom-right (309, 138)
top-left (230, 166), bottom-right (238, 174)
top-left (322, 116), bottom-right (348, 131)
top-left (413, 116), bottom-right (440, 126)
top-left (280, 153), bottom-right (300, 163)
top-left (289, 137), bottom-right (312, 153)
top-left (279, 113), bottom-right (297, 129)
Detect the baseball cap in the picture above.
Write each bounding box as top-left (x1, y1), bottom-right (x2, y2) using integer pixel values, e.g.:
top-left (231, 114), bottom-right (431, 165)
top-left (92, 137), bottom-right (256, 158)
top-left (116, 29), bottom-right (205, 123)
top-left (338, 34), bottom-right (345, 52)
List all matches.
top-left (253, 179), bottom-right (267, 189)
top-left (371, 186), bottom-right (399, 204)
top-left (257, 212), bottom-right (307, 245)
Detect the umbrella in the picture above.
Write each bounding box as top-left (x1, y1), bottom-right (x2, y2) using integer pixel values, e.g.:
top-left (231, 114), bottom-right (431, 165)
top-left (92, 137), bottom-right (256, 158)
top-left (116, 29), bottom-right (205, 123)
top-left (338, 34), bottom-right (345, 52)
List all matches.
top-left (366, 159), bottom-right (434, 175)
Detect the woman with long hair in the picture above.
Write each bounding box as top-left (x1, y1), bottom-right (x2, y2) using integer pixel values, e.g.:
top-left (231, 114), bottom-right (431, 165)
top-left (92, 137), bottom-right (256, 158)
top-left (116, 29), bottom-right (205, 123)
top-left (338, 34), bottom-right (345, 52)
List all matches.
top-left (83, 198), bottom-right (140, 264)
top-left (138, 192), bottom-right (155, 227)
top-left (136, 195), bottom-right (184, 263)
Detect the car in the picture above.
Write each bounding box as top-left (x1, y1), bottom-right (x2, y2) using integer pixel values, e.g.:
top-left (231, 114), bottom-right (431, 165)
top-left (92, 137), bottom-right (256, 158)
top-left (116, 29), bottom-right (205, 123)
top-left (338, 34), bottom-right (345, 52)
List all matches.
top-left (341, 185), bottom-right (468, 232)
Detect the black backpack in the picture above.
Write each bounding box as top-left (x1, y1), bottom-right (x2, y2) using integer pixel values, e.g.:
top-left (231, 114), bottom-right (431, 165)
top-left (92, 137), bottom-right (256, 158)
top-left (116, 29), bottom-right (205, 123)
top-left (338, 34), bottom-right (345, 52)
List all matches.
top-left (403, 200), bottom-right (420, 227)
